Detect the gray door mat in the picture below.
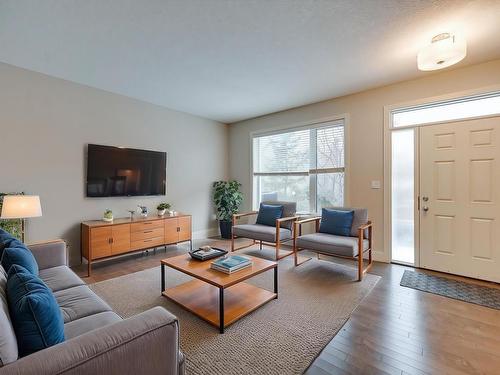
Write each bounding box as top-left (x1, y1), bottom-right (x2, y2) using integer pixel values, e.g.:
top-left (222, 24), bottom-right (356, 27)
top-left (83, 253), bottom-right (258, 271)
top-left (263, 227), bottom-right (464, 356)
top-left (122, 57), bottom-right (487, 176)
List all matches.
top-left (400, 270), bottom-right (500, 310)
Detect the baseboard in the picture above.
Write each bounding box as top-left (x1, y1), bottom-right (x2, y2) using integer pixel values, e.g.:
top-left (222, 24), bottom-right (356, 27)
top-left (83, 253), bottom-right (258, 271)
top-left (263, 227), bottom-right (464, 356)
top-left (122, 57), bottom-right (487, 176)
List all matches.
top-left (192, 227), bottom-right (219, 239)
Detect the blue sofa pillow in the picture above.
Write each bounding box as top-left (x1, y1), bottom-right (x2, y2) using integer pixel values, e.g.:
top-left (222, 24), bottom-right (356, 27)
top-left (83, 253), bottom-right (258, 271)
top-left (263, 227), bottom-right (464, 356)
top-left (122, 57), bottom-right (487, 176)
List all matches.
top-left (0, 228), bottom-right (22, 258)
top-left (319, 209), bottom-right (355, 237)
top-left (256, 204), bottom-right (284, 227)
top-left (1, 241), bottom-right (38, 276)
top-left (7, 265), bottom-right (65, 357)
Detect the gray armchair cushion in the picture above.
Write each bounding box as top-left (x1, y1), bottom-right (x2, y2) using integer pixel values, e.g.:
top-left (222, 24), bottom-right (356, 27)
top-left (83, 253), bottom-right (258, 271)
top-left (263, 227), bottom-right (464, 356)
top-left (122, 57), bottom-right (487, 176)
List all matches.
top-left (64, 311), bottom-right (122, 340)
top-left (296, 233), bottom-right (369, 257)
top-left (54, 285), bottom-right (113, 323)
top-left (325, 207), bottom-right (368, 237)
top-left (261, 200), bottom-right (296, 229)
top-left (233, 224), bottom-right (292, 243)
top-left (0, 264), bottom-right (18, 366)
top-left (39, 266), bottom-right (85, 293)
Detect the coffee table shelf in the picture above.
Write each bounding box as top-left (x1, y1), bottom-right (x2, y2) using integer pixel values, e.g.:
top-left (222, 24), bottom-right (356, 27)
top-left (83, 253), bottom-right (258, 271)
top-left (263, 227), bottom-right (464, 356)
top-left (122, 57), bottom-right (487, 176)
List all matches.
top-left (162, 279), bottom-right (276, 329)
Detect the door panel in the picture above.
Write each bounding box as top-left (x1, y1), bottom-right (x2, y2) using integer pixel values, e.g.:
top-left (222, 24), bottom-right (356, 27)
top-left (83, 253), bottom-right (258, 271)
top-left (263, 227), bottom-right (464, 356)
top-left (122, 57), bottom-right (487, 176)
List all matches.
top-left (164, 218), bottom-right (179, 244)
top-left (90, 226), bottom-right (112, 259)
top-left (420, 116), bottom-right (500, 282)
top-left (111, 224), bottom-right (130, 255)
top-left (178, 216), bottom-right (192, 242)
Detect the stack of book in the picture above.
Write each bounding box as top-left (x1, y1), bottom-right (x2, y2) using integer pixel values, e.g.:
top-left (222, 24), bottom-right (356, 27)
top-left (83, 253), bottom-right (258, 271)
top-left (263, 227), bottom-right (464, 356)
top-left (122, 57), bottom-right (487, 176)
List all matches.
top-left (211, 255), bottom-right (252, 274)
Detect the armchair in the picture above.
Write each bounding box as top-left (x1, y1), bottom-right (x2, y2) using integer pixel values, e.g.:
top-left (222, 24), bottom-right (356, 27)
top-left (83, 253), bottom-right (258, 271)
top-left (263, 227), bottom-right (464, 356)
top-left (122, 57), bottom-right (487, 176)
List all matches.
top-left (231, 201), bottom-right (298, 260)
top-left (293, 207), bottom-right (373, 281)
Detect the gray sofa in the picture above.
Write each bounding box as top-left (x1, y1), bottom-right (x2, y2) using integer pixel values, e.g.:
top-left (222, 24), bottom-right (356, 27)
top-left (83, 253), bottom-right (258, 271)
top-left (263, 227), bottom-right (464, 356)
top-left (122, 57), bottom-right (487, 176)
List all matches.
top-left (0, 239), bottom-right (185, 375)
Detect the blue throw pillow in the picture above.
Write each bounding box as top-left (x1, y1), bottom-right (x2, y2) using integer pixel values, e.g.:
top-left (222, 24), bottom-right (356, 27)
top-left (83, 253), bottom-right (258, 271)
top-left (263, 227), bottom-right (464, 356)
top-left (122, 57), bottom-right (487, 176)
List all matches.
top-left (7, 265), bottom-right (65, 357)
top-left (319, 209), bottom-right (355, 236)
top-left (256, 204), bottom-right (284, 227)
top-left (1, 242), bottom-right (38, 276)
top-left (0, 228), bottom-right (21, 258)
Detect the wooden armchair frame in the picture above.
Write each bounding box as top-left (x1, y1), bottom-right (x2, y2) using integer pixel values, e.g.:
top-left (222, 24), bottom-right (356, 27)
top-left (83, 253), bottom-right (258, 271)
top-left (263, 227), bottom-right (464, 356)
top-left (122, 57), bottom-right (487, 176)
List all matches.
top-left (231, 211), bottom-right (299, 260)
top-left (293, 218), bottom-right (373, 281)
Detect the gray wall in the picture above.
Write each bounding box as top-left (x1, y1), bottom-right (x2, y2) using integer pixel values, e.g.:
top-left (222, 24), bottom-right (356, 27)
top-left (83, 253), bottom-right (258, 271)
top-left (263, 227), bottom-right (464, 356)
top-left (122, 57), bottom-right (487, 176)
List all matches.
top-left (0, 63), bottom-right (228, 265)
top-left (229, 59), bottom-right (500, 262)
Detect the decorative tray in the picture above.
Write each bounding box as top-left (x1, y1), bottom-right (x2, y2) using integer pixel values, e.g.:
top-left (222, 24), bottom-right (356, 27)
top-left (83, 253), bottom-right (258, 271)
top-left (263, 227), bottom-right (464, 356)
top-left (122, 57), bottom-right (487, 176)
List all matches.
top-left (189, 247), bottom-right (228, 261)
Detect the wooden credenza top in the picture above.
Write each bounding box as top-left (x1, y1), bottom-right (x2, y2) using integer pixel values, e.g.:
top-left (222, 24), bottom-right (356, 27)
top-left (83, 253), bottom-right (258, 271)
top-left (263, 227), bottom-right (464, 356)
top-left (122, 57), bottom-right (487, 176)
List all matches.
top-left (81, 213), bottom-right (191, 228)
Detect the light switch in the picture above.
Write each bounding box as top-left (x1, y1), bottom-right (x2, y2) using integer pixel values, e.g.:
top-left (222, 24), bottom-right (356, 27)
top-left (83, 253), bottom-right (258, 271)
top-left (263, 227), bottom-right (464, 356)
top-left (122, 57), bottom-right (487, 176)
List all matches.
top-left (371, 180), bottom-right (381, 189)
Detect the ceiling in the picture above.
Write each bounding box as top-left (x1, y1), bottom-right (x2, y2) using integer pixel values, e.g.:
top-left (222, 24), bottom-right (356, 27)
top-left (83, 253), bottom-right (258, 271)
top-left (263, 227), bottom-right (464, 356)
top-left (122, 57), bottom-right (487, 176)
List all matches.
top-left (1, 0), bottom-right (499, 124)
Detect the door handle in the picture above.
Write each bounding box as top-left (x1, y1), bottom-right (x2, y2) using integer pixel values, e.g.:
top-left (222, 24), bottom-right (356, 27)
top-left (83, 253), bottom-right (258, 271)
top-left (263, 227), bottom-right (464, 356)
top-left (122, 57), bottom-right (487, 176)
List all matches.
top-left (423, 206), bottom-right (429, 212)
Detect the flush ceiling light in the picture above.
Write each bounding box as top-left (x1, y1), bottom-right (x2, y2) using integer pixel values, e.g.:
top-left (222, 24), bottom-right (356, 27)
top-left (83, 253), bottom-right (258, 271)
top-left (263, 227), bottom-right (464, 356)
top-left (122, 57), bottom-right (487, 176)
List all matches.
top-left (417, 33), bottom-right (466, 71)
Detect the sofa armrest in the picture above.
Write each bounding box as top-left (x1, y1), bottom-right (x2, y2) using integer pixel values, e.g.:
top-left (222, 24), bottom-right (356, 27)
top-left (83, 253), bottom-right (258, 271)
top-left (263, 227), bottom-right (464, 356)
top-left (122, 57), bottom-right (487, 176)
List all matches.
top-left (27, 239), bottom-right (67, 270)
top-left (1, 307), bottom-right (183, 375)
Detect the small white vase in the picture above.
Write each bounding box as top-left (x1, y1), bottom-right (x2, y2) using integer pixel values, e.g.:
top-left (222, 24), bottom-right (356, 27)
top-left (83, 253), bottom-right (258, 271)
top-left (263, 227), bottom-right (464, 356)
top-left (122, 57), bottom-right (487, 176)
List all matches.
top-left (158, 209), bottom-right (166, 216)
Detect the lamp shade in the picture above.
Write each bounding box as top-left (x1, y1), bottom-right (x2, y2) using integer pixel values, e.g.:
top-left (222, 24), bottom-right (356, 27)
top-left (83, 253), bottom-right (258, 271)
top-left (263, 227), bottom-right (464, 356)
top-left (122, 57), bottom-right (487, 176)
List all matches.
top-left (417, 33), bottom-right (466, 71)
top-left (1, 195), bottom-right (42, 219)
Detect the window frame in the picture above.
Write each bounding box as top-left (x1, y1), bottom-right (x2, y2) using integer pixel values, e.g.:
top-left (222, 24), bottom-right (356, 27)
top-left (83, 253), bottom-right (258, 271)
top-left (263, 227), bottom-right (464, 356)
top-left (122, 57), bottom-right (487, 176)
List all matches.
top-left (250, 115), bottom-right (350, 214)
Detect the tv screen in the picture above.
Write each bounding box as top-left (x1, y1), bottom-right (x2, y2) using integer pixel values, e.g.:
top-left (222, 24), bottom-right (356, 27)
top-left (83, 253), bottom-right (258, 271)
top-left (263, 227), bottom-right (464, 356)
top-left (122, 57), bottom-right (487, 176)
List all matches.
top-left (86, 144), bottom-right (166, 197)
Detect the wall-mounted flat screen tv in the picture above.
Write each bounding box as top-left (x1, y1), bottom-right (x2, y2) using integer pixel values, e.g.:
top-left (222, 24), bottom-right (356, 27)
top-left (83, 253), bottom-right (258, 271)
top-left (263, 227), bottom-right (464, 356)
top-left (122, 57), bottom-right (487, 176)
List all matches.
top-left (86, 144), bottom-right (166, 197)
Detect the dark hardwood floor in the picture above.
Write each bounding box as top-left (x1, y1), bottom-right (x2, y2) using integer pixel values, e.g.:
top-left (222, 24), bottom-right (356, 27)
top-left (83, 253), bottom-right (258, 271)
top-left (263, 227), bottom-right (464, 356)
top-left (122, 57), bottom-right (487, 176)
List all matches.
top-left (72, 239), bottom-right (500, 375)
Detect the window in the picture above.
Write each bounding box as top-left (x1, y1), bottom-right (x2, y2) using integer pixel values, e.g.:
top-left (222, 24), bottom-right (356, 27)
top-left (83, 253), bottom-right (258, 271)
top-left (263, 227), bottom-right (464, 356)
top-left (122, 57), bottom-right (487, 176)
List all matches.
top-left (252, 120), bottom-right (345, 213)
top-left (393, 92), bottom-right (500, 128)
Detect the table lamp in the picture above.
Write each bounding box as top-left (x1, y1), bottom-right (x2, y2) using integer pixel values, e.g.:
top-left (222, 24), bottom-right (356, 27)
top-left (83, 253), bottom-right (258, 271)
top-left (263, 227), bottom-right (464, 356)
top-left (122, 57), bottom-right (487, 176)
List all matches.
top-left (0, 195), bottom-right (42, 242)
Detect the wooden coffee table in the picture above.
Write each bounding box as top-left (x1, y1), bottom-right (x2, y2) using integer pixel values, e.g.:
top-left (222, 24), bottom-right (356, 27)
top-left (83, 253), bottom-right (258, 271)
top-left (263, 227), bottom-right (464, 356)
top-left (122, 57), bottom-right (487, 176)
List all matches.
top-left (161, 254), bottom-right (277, 333)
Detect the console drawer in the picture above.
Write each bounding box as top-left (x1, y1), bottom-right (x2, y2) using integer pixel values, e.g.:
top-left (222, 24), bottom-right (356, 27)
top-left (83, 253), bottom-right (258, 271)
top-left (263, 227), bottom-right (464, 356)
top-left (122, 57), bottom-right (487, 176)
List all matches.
top-left (131, 220), bottom-right (163, 232)
top-left (130, 227), bottom-right (164, 241)
top-left (130, 236), bottom-right (164, 251)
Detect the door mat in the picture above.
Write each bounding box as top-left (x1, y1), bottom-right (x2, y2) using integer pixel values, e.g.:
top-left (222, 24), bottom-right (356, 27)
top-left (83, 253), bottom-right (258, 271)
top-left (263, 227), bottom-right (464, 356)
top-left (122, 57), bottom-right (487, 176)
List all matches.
top-left (400, 270), bottom-right (500, 310)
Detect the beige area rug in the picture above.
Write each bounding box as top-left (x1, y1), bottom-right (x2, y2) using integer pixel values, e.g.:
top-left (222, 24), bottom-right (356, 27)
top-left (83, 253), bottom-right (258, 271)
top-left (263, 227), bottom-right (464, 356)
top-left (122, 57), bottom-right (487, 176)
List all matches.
top-left (89, 249), bottom-right (380, 375)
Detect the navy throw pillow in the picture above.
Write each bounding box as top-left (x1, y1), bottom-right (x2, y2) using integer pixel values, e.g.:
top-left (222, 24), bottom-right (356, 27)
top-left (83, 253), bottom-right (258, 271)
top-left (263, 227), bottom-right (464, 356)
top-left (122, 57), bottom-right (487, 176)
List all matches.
top-left (256, 204), bottom-right (284, 227)
top-left (319, 209), bottom-right (355, 237)
top-left (1, 242), bottom-right (38, 276)
top-left (7, 265), bottom-right (65, 357)
top-left (0, 228), bottom-right (21, 258)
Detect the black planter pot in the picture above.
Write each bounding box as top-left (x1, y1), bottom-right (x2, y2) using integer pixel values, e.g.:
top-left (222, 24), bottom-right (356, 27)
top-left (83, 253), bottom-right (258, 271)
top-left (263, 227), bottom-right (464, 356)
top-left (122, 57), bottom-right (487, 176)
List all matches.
top-left (219, 220), bottom-right (232, 239)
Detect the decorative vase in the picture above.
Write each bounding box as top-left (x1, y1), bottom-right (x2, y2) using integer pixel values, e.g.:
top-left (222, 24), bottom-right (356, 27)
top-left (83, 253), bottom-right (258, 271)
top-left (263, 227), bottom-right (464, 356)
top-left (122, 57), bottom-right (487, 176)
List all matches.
top-left (158, 209), bottom-right (166, 216)
top-left (137, 205), bottom-right (148, 218)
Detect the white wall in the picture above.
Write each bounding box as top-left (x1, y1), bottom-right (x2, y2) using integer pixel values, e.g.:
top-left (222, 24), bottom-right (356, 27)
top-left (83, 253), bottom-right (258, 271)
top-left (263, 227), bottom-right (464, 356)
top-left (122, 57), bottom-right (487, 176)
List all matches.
top-left (229, 59), bottom-right (500, 262)
top-left (0, 63), bottom-right (228, 265)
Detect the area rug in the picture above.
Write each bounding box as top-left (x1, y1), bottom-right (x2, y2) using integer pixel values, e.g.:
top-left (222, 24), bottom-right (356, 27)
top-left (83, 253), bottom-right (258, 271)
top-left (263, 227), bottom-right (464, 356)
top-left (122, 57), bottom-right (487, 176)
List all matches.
top-left (90, 252), bottom-right (380, 375)
top-left (400, 270), bottom-right (500, 310)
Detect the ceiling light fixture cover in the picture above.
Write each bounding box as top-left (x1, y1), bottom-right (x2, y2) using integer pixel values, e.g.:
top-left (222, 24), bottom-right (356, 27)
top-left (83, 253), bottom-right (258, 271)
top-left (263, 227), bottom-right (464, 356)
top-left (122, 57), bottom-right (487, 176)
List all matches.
top-left (417, 33), bottom-right (466, 71)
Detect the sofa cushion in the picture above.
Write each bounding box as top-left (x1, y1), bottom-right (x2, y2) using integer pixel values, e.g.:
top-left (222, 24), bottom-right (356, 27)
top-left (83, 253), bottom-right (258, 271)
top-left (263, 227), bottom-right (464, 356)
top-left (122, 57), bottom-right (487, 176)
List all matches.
top-left (233, 224), bottom-right (292, 243)
top-left (296, 233), bottom-right (369, 258)
top-left (256, 204), bottom-right (283, 227)
top-left (64, 311), bottom-right (122, 340)
top-left (54, 285), bottom-right (113, 323)
top-left (0, 264), bottom-right (18, 366)
top-left (0, 229), bottom-right (21, 256)
top-left (39, 266), bottom-right (85, 293)
top-left (1, 242), bottom-right (39, 275)
top-left (6, 265), bottom-right (65, 357)
top-left (319, 209), bottom-right (354, 237)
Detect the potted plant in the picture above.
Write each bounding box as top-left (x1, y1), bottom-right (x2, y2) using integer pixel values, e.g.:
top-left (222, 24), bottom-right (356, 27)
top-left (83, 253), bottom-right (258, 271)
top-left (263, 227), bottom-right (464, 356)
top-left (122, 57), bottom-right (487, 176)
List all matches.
top-left (157, 202), bottom-right (171, 216)
top-left (102, 209), bottom-right (113, 222)
top-left (213, 180), bottom-right (243, 239)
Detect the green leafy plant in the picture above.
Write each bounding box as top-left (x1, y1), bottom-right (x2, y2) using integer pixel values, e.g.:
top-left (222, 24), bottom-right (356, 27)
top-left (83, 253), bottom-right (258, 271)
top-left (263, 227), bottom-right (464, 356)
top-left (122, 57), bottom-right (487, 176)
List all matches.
top-left (213, 180), bottom-right (243, 222)
top-left (103, 209), bottom-right (113, 219)
top-left (0, 193), bottom-right (23, 239)
top-left (157, 202), bottom-right (171, 211)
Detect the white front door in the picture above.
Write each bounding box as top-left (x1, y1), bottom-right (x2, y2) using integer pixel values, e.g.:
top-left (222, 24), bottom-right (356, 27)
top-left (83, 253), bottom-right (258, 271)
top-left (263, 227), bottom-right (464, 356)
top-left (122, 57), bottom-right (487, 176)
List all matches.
top-left (419, 116), bottom-right (500, 282)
